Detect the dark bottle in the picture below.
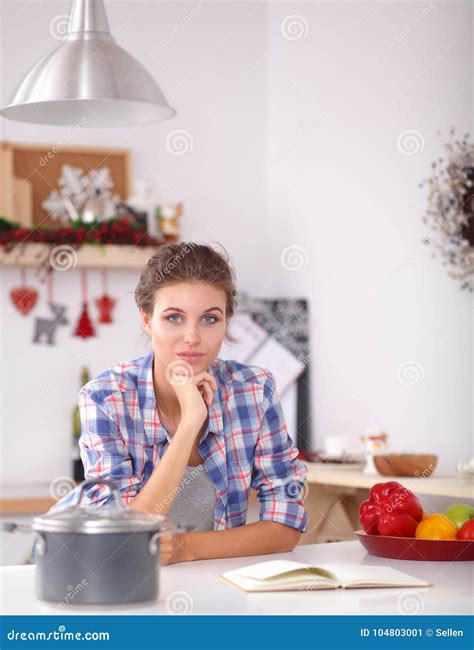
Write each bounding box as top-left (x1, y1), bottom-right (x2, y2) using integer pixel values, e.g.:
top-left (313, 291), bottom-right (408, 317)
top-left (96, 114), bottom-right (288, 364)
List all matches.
top-left (71, 366), bottom-right (90, 482)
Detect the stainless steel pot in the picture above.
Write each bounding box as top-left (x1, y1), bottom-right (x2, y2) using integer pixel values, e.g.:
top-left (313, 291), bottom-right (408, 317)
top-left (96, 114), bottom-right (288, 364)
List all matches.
top-left (3, 478), bottom-right (188, 605)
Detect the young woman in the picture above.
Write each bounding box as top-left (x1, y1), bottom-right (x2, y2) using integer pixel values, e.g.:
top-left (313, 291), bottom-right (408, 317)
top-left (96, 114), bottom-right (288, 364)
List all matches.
top-left (46, 242), bottom-right (308, 565)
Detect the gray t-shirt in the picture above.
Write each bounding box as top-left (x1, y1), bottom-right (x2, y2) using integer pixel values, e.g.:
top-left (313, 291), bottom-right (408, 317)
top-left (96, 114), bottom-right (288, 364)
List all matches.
top-left (168, 464), bottom-right (216, 532)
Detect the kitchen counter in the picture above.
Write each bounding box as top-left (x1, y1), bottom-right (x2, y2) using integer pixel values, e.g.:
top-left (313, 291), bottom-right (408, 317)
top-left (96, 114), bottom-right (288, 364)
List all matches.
top-left (1, 541), bottom-right (472, 616)
top-left (300, 465), bottom-right (474, 544)
top-left (0, 482), bottom-right (58, 514)
top-left (304, 463), bottom-right (474, 499)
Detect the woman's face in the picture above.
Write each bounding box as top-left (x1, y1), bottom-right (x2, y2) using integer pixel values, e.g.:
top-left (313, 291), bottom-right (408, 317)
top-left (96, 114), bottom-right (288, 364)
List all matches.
top-left (141, 281), bottom-right (227, 374)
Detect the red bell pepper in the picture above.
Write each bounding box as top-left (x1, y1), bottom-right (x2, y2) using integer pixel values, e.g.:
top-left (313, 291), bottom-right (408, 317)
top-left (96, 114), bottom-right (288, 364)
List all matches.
top-left (359, 481), bottom-right (424, 537)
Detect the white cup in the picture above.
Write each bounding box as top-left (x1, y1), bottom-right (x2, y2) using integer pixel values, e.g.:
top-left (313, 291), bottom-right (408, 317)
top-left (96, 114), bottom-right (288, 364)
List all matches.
top-left (323, 436), bottom-right (347, 457)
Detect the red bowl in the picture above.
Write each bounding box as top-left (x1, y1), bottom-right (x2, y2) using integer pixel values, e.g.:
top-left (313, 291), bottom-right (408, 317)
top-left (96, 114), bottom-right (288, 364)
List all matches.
top-left (355, 530), bottom-right (474, 561)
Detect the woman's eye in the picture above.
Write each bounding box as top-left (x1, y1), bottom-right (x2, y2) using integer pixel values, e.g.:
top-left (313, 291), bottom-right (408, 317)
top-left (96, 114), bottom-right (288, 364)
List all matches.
top-left (203, 315), bottom-right (218, 324)
top-left (167, 314), bottom-right (183, 323)
top-left (166, 314), bottom-right (219, 324)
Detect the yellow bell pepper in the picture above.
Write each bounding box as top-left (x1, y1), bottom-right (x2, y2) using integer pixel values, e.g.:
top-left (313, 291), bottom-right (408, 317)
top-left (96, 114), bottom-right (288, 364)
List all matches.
top-left (415, 513), bottom-right (457, 540)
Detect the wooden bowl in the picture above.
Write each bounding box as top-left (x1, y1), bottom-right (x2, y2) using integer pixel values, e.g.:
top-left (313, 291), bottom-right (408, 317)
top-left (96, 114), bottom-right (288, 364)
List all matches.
top-left (374, 454), bottom-right (438, 478)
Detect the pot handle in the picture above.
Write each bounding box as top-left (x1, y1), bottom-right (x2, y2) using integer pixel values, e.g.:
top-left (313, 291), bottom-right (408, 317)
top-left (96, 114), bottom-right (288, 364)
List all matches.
top-left (33, 532), bottom-right (47, 557)
top-left (2, 522), bottom-right (33, 533)
top-left (148, 522), bottom-right (194, 557)
top-left (75, 479), bottom-right (125, 510)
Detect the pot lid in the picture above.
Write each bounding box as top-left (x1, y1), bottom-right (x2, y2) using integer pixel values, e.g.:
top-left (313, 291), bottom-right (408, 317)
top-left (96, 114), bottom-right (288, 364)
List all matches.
top-left (32, 479), bottom-right (167, 534)
top-left (33, 503), bottom-right (166, 534)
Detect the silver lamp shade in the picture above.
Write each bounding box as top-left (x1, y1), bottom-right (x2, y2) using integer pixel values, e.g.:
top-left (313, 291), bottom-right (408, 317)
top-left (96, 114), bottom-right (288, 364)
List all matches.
top-left (0, 0), bottom-right (176, 127)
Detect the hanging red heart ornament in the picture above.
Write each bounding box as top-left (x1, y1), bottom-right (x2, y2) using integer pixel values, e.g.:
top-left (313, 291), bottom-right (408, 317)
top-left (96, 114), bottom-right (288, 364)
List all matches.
top-left (10, 287), bottom-right (38, 316)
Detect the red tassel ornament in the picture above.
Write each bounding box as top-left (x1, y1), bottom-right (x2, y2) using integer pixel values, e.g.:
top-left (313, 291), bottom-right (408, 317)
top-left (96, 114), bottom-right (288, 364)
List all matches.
top-left (95, 272), bottom-right (116, 324)
top-left (74, 270), bottom-right (96, 339)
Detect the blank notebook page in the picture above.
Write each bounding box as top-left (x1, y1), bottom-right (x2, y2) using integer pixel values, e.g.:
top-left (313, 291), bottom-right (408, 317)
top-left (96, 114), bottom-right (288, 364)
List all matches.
top-left (236, 561), bottom-right (314, 580)
top-left (313, 564), bottom-right (430, 587)
top-left (222, 561), bottom-right (430, 588)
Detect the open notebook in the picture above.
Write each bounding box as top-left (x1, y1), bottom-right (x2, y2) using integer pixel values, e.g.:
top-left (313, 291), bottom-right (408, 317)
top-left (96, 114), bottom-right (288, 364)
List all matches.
top-left (220, 560), bottom-right (431, 592)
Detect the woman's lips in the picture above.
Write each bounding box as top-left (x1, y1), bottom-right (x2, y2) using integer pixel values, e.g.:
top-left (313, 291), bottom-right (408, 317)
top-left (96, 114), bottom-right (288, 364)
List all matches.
top-left (176, 353), bottom-right (205, 364)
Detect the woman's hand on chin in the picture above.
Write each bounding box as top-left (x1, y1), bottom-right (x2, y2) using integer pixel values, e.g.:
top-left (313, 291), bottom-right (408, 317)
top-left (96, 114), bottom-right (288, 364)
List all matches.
top-left (170, 369), bottom-right (218, 426)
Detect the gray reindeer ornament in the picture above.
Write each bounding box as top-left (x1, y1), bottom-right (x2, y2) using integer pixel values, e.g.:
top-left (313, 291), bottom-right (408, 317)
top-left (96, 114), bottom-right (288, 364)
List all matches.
top-left (32, 270), bottom-right (69, 345)
top-left (33, 303), bottom-right (69, 345)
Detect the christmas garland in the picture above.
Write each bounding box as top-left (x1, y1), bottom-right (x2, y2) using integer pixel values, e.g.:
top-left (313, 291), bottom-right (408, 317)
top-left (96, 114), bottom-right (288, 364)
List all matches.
top-left (0, 215), bottom-right (167, 252)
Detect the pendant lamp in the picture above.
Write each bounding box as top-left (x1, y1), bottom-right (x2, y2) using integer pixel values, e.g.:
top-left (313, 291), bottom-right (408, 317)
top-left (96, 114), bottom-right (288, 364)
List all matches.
top-left (0, 0), bottom-right (176, 127)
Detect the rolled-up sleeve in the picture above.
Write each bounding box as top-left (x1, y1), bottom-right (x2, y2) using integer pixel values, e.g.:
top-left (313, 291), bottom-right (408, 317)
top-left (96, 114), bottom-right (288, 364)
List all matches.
top-left (251, 373), bottom-right (308, 533)
top-left (46, 388), bottom-right (143, 515)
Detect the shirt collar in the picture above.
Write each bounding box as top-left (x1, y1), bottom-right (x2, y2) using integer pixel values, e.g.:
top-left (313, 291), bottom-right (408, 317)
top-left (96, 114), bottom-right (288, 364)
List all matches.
top-left (137, 350), bottom-right (225, 445)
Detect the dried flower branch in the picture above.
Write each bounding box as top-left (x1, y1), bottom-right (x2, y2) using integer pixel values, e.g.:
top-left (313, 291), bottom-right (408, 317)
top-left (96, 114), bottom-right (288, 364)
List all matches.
top-left (420, 127), bottom-right (474, 291)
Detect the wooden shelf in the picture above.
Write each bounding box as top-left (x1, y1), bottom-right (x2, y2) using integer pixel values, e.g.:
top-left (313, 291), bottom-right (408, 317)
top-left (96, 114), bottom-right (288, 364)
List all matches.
top-left (0, 242), bottom-right (160, 270)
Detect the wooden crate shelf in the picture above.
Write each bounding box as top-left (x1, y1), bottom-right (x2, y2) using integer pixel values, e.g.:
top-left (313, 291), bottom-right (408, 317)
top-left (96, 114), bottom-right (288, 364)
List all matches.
top-left (0, 243), bottom-right (159, 270)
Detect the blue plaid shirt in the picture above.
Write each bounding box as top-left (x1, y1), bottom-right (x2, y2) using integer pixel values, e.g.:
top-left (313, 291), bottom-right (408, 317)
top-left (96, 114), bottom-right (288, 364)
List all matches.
top-left (46, 351), bottom-right (308, 533)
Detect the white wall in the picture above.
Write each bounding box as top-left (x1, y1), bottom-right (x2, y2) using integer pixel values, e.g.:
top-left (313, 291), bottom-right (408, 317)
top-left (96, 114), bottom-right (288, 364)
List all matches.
top-left (263, 0), bottom-right (473, 474)
top-left (0, 1), bottom-right (471, 486)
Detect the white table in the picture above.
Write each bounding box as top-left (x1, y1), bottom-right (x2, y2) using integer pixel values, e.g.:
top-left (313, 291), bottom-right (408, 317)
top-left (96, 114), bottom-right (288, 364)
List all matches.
top-left (1, 541), bottom-right (472, 616)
